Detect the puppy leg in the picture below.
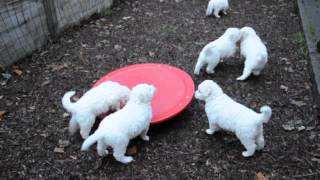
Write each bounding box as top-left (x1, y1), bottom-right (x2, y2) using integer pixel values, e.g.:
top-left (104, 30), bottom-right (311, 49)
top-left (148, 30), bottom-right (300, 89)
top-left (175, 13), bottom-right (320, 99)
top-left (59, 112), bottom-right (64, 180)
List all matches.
top-left (68, 117), bottom-right (79, 135)
top-left (206, 63), bottom-right (216, 74)
top-left (223, 9), bottom-right (228, 15)
top-left (194, 59), bottom-right (205, 75)
top-left (206, 123), bottom-right (220, 135)
top-left (252, 70), bottom-right (261, 76)
top-left (239, 137), bottom-right (257, 157)
top-left (214, 9), bottom-right (221, 18)
top-left (206, 58), bottom-right (219, 74)
top-left (256, 127), bottom-right (265, 150)
top-left (97, 139), bottom-right (108, 156)
top-left (140, 127), bottom-right (150, 141)
top-left (113, 139), bottom-right (133, 164)
top-left (79, 116), bottom-right (95, 139)
top-left (237, 66), bottom-right (252, 81)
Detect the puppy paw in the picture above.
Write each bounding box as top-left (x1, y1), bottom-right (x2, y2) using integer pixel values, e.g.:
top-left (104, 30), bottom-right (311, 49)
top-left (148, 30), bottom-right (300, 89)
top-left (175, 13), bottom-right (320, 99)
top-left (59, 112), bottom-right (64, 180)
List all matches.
top-left (242, 151), bottom-right (254, 157)
top-left (120, 156), bottom-right (134, 164)
top-left (206, 70), bottom-right (215, 74)
top-left (98, 149), bottom-right (109, 156)
top-left (141, 135), bottom-right (150, 141)
top-left (206, 129), bottom-right (215, 135)
top-left (236, 76), bottom-right (246, 81)
top-left (253, 71), bottom-right (261, 76)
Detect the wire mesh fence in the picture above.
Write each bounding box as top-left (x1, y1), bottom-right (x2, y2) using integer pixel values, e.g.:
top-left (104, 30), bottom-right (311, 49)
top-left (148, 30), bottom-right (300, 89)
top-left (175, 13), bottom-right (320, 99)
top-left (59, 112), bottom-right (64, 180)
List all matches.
top-left (0, 0), bottom-right (113, 68)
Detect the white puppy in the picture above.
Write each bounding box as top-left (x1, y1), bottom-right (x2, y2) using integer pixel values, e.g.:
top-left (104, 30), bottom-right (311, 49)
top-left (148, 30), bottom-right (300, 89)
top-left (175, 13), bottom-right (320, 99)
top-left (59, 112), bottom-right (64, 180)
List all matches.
top-left (237, 26), bottom-right (268, 80)
top-left (62, 81), bottom-right (130, 139)
top-left (206, 0), bottom-right (229, 18)
top-left (194, 28), bottom-right (241, 75)
top-left (81, 84), bottom-right (156, 164)
top-left (195, 80), bottom-right (272, 157)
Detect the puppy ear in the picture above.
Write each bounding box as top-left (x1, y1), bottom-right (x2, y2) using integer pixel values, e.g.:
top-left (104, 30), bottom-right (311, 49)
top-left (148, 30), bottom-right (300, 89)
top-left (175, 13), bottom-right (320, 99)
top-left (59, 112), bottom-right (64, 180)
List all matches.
top-left (202, 86), bottom-right (212, 97)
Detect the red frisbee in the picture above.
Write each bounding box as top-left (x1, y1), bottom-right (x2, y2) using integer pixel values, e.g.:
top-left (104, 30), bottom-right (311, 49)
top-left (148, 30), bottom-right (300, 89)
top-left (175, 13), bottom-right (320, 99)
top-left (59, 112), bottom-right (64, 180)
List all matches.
top-left (93, 63), bottom-right (195, 124)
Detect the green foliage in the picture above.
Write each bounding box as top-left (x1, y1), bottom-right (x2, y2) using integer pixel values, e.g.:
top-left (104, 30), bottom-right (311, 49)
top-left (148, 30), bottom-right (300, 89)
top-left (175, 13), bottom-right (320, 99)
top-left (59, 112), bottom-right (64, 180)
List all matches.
top-left (98, 7), bottom-right (112, 17)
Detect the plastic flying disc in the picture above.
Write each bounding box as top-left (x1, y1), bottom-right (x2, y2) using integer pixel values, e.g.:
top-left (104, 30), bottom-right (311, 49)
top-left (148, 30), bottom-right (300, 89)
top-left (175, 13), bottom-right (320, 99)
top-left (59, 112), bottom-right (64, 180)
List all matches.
top-left (93, 63), bottom-right (195, 124)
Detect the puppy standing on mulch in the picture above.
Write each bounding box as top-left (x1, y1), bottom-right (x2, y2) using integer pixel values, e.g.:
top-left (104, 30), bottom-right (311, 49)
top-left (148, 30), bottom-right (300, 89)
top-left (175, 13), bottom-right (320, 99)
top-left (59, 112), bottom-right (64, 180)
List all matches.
top-left (62, 81), bottom-right (130, 139)
top-left (81, 84), bottom-right (156, 164)
top-left (195, 80), bottom-right (272, 157)
top-left (237, 26), bottom-right (269, 80)
top-left (194, 28), bottom-right (241, 75)
top-left (206, 0), bottom-right (229, 18)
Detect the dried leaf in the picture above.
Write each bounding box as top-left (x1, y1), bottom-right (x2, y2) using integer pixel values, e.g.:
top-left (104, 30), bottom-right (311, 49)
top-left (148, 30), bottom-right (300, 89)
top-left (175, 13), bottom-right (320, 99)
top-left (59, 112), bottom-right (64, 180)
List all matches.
top-left (62, 113), bottom-right (70, 118)
top-left (14, 68), bottom-right (23, 76)
top-left (58, 140), bottom-right (70, 148)
top-left (0, 111), bottom-right (7, 121)
top-left (290, 99), bottom-right (306, 107)
top-left (127, 145), bottom-right (137, 155)
top-left (1, 73), bottom-right (11, 79)
top-left (54, 147), bottom-right (65, 153)
top-left (70, 155), bottom-right (77, 160)
top-left (282, 124), bottom-right (295, 131)
top-left (280, 85), bottom-right (288, 92)
top-left (256, 172), bottom-right (266, 180)
top-left (297, 126), bottom-right (305, 131)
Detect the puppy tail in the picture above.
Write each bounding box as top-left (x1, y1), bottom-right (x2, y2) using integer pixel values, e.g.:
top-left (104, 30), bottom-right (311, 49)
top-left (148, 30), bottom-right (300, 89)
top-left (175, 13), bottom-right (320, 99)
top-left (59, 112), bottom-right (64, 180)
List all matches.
top-left (81, 131), bottom-right (102, 151)
top-left (206, 0), bottom-right (214, 16)
top-left (62, 91), bottom-right (76, 113)
top-left (259, 105), bottom-right (272, 123)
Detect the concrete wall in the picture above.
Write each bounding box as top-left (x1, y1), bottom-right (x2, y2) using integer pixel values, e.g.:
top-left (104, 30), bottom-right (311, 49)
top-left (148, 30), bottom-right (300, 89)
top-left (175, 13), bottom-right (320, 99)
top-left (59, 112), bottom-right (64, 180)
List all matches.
top-left (0, 0), bottom-right (113, 68)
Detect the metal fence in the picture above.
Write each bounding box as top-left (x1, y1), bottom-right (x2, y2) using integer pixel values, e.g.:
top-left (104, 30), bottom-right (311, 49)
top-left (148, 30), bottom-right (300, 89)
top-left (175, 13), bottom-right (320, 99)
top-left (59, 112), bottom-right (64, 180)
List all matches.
top-left (0, 0), bottom-right (113, 68)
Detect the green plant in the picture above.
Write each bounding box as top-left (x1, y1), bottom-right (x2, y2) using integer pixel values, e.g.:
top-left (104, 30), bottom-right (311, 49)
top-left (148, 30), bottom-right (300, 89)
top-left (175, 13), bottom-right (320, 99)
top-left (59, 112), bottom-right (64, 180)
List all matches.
top-left (291, 32), bottom-right (309, 58)
top-left (98, 7), bottom-right (112, 17)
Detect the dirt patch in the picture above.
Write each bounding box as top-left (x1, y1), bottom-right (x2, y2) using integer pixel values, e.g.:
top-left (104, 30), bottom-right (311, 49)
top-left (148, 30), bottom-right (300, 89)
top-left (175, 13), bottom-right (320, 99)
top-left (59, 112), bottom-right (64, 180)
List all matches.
top-left (0, 0), bottom-right (319, 179)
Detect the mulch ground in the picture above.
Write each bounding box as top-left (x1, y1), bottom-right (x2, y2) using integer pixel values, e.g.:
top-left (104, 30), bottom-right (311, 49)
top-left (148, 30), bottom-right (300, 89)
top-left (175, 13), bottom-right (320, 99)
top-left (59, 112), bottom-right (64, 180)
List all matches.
top-left (1, 0), bottom-right (320, 179)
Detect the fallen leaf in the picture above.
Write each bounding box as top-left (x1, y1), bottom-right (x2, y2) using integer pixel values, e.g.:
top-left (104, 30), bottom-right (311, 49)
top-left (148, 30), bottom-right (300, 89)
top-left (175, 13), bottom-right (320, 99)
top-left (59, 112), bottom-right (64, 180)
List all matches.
top-left (40, 51), bottom-right (48, 56)
top-left (280, 85), bottom-right (288, 92)
top-left (0, 111), bottom-right (7, 121)
top-left (114, 44), bottom-right (122, 50)
top-left (14, 68), bottom-right (23, 76)
top-left (127, 145), bottom-right (137, 155)
top-left (54, 147), bottom-right (65, 153)
top-left (62, 113), bottom-right (70, 118)
top-left (70, 155), bottom-right (77, 160)
top-left (290, 99), bottom-right (306, 107)
top-left (41, 80), bottom-right (51, 87)
top-left (297, 126), bottom-right (305, 131)
top-left (58, 140), bottom-right (70, 148)
top-left (40, 133), bottom-right (48, 138)
top-left (282, 124), bottom-right (295, 131)
top-left (256, 172), bottom-right (266, 180)
top-left (311, 157), bottom-right (320, 163)
top-left (1, 73), bottom-right (11, 79)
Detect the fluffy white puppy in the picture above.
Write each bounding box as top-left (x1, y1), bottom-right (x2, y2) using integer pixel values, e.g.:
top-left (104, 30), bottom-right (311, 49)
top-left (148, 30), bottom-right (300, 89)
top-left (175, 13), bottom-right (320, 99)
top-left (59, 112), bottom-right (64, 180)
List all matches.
top-left (195, 80), bottom-right (272, 157)
top-left (81, 84), bottom-right (156, 164)
top-left (62, 81), bottom-right (130, 139)
top-left (237, 26), bottom-right (268, 81)
top-left (194, 28), bottom-right (241, 75)
top-left (206, 0), bottom-right (229, 18)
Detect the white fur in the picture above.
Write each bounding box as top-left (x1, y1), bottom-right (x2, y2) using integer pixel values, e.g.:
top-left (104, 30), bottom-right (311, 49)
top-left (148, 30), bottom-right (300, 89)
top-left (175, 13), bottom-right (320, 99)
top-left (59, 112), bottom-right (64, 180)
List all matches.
top-left (206, 0), bottom-right (229, 18)
top-left (195, 80), bottom-right (272, 157)
top-left (237, 26), bottom-right (268, 80)
top-left (62, 81), bottom-right (130, 139)
top-left (194, 28), bottom-right (241, 75)
top-left (81, 84), bottom-right (156, 164)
